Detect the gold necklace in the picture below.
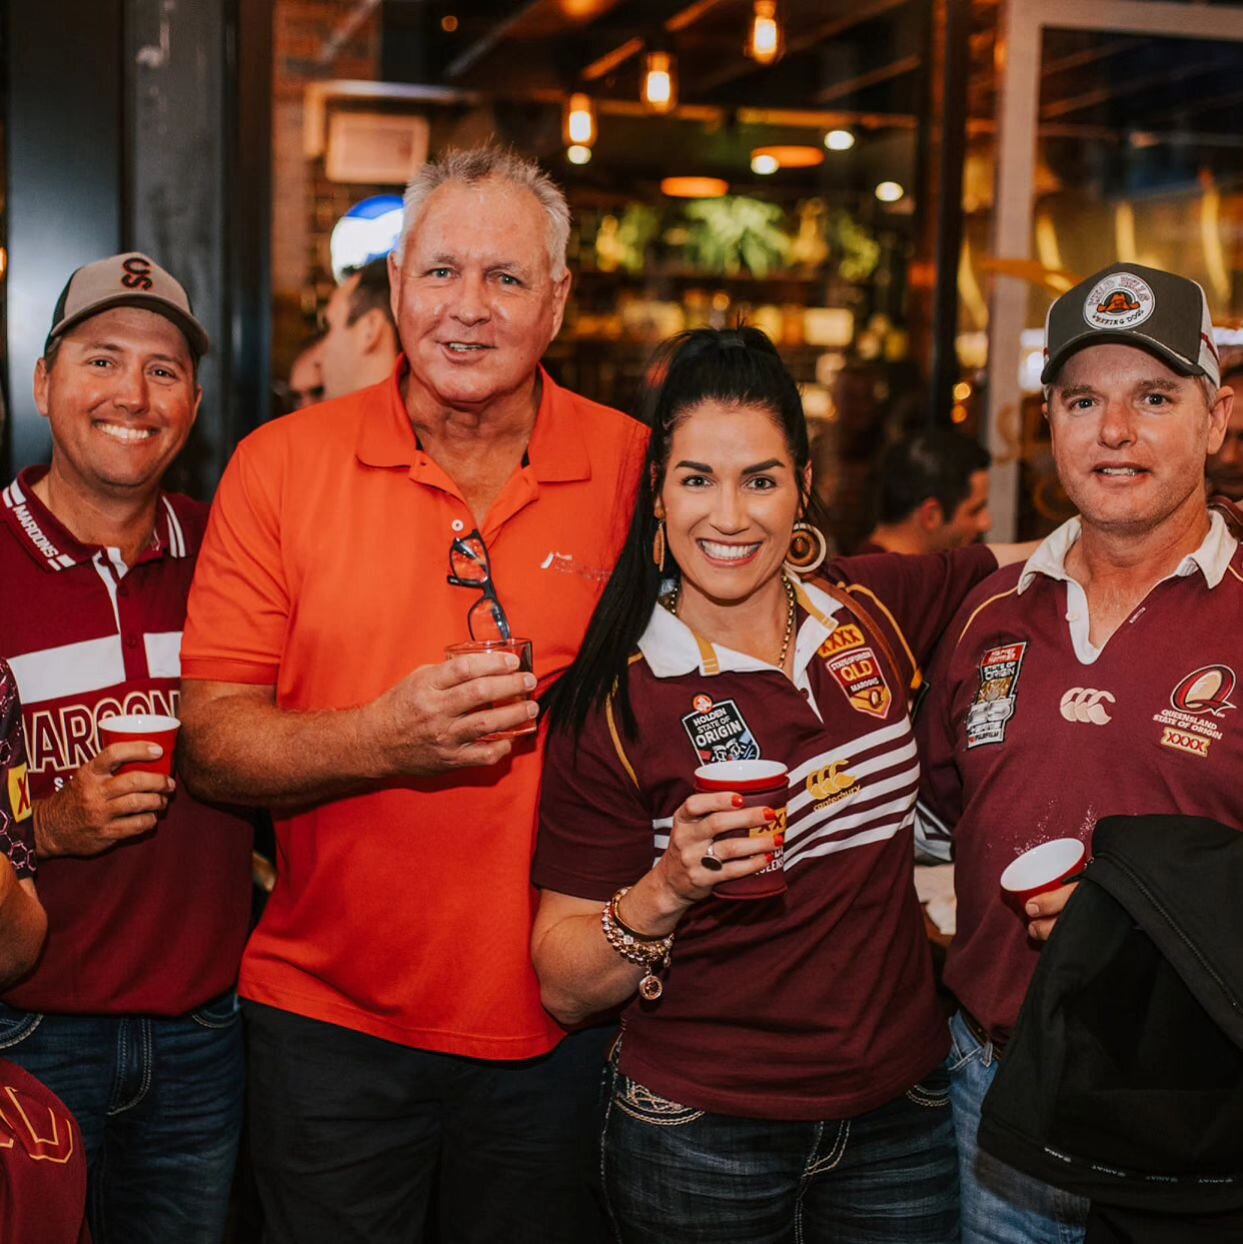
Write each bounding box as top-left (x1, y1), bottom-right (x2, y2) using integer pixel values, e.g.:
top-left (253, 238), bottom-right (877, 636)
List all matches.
top-left (664, 573), bottom-right (798, 668)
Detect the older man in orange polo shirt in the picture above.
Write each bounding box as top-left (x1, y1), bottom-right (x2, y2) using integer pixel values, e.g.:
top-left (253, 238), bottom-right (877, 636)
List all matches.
top-left (179, 146), bottom-right (647, 1244)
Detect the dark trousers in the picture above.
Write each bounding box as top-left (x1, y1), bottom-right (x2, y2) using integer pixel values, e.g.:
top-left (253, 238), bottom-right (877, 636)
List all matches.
top-left (244, 1001), bottom-right (614, 1244)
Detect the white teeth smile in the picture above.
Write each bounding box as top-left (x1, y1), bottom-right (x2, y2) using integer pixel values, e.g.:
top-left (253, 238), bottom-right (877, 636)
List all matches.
top-left (96, 424), bottom-right (156, 443)
top-left (446, 343), bottom-right (486, 352)
top-left (1099, 467), bottom-right (1142, 476)
top-left (700, 540), bottom-right (761, 561)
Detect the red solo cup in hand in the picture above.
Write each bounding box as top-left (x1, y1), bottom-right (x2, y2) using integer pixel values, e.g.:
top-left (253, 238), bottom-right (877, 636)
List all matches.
top-left (1000, 838), bottom-right (1087, 911)
top-left (444, 638), bottom-right (536, 741)
top-left (98, 714), bottom-right (180, 777)
top-left (693, 759), bottom-right (789, 900)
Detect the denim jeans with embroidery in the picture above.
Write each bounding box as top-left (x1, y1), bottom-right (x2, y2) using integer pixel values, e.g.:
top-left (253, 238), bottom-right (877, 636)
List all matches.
top-left (602, 1061), bottom-right (959, 1243)
top-left (947, 1009), bottom-right (1088, 1244)
top-left (0, 992), bottom-right (244, 1244)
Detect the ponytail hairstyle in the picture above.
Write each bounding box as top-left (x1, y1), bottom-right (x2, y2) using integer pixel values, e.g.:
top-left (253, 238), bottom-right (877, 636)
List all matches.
top-left (545, 326), bottom-right (831, 738)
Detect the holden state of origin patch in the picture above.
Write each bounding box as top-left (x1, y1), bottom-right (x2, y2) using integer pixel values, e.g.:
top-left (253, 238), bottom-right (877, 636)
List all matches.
top-left (681, 696), bottom-right (761, 763)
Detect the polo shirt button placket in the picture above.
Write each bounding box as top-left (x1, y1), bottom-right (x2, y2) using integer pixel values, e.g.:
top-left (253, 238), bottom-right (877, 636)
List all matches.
top-left (451, 519), bottom-right (465, 534)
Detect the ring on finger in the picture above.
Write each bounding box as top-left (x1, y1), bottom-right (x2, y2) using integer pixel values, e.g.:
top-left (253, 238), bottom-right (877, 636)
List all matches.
top-left (700, 842), bottom-right (724, 873)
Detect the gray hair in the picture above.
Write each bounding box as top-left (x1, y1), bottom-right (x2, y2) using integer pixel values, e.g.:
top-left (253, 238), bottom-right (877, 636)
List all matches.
top-left (393, 144), bottom-right (570, 282)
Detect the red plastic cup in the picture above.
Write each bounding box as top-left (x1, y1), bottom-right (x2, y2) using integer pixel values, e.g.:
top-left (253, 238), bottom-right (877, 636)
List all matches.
top-left (693, 760), bottom-right (789, 900)
top-left (98, 713), bottom-right (180, 777)
top-left (445, 638), bottom-right (536, 741)
top-left (1000, 838), bottom-right (1088, 910)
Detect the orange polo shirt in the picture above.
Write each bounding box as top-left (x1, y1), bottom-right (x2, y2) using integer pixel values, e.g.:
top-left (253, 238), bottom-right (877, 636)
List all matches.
top-left (182, 360), bottom-right (647, 1057)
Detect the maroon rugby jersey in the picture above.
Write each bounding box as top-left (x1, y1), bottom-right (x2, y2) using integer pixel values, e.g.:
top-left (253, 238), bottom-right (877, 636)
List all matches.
top-left (917, 513), bottom-right (1243, 1036)
top-left (0, 660), bottom-right (36, 882)
top-left (535, 546), bottom-right (996, 1120)
top-left (0, 1059), bottom-right (89, 1243)
top-left (0, 468), bottom-right (252, 1016)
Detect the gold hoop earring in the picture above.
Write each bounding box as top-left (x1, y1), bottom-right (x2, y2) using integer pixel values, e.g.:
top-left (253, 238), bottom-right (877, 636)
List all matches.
top-left (653, 520), bottom-right (667, 572)
top-left (784, 521), bottom-right (827, 576)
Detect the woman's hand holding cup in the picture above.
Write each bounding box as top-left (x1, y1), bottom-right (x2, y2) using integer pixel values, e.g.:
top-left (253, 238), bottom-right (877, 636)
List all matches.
top-left (655, 790), bottom-right (781, 908)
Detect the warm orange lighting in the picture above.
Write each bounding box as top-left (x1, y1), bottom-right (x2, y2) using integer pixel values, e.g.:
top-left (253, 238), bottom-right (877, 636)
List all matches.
top-left (440, 14), bottom-right (458, 32)
top-left (642, 50), bottom-right (677, 113)
top-left (661, 177), bottom-right (729, 199)
top-left (750, 145), bottom-right (824, 170)
top-left (564, 93), bottom-right (597, 147)
top-left (566, 144), bottom-right (592, 166)
top-left (951, 404), bottom-right (969, 424)
top-left (745, 0), bottom-right (784, 65)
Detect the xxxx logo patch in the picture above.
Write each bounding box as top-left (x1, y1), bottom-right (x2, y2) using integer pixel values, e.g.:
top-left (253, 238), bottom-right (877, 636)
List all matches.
top-left (7, 763), bottom-right (30, 822)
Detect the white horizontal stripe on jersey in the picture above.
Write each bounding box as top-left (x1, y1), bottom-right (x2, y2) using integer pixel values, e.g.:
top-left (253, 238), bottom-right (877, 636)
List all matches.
top-left (785, 777), bottom-right (920, 863)
top-left (144, 631), bottom-right (184, 680)
top-left (786, 718), bottom-right (912, 786)
top-left (9, 636), bottom-right (127, 705)
top-left (787, 760), bottom-right (919, 839)
top-left (784, 807), bottom-right (916, 871)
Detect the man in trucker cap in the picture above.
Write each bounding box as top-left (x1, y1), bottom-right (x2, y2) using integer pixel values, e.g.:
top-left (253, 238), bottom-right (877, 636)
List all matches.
top-left (916, 261), bottom-right (1240, 1243)
top-left (0, 252), bottom-right (252, 1244)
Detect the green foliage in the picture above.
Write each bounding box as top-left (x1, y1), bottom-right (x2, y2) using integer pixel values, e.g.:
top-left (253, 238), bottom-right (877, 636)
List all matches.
top-left (680, 196), bottom-right (791, 278)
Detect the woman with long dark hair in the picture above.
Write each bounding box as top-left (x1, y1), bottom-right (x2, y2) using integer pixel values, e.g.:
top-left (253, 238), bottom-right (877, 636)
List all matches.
top-left (533, 327), bottom-right (1026, 1243)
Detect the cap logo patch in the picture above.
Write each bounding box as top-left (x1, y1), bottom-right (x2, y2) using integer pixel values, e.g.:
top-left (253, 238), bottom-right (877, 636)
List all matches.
top-left (121, 255), bottom-right (154, 292)
top-left (1083, 271), bottom-right (1154, 331)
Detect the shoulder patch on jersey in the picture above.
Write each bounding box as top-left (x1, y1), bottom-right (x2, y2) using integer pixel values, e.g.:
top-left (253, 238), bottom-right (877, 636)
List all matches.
top-left (965, 642), bottom-right (1027, 748)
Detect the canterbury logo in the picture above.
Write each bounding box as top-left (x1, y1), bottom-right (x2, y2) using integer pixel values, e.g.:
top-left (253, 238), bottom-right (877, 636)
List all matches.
top-left (1059, 687), bottom-right (1115, 725)
top-left (806, 761), bottom-right (856, 801)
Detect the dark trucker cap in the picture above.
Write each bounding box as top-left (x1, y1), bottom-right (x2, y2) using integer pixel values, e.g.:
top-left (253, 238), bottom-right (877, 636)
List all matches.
top-left (45, 252), bottom-right (210, 358)
top-left (1041, 261), bottom-right (1218, 388)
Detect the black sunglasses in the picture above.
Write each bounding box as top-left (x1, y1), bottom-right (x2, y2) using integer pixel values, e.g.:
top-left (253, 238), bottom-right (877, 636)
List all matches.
top-left (447, 528), bottom-right (513, 642)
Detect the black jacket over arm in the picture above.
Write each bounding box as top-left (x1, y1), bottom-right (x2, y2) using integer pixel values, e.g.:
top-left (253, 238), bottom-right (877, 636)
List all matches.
top-left (979, 814), bottom-right (1243, 1243)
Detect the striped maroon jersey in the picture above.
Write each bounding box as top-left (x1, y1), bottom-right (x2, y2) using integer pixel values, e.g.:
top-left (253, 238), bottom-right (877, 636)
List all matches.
top-left (918, 513), bottom-right (1243, 1036)
top-left (536, 546), bottom-right (996, 1120)
top-left (0, 468), bottom-right (252, 1016)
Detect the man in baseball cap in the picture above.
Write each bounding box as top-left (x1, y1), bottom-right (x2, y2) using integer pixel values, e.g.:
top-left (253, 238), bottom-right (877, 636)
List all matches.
top-left (915, 261), bottom-right (1240, 1244)
top-left (0, 254), bottom-right (252, 1242)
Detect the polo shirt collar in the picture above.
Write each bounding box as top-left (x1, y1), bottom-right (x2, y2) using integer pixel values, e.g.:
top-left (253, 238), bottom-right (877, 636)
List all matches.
top-left (1018, 510), bottom-right (1237, 594)
top-left (2, 467), bottom-right (186, 574)
top-left (356, 356), bottom-right (591, 482)
top-left (638, 578), bottom-right (845, 679)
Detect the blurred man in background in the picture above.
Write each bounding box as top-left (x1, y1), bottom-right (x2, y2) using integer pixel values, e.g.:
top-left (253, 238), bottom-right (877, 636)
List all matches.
top-left (860, 428), bottom-right (992, 554)
top-left (319, 256), bottom-right (399, 401)
top-left (1206, 353), bottom-right (1243, 498)
top-left (285, 331), bottom-right (325, 412)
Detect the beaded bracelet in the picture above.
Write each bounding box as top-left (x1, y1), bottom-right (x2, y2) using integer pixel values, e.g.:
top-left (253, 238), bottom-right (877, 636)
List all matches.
top-left (601, 887), bottom-right (673, 1001)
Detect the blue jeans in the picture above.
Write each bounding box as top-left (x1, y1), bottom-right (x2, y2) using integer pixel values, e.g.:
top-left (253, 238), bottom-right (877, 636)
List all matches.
top-left (947, 1011), bottom-right (1088, 1244)
top-left (0, 993), bottom-right (244, 1244)
top-left (603, 1063), bottom-right (959, 1243)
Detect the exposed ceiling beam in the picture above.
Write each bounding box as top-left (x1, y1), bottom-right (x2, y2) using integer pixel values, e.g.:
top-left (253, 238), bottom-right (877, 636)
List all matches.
top-left (692, 0), bottom-right (912, 96)
top-left (813, 54), bottom-right (920, 105)
top-left (1041, 56), bottom-right (1226, 120)
top-left (444, 1), bottom-right (546, 78)
top-left (580, 0), bottom-right (727, 82)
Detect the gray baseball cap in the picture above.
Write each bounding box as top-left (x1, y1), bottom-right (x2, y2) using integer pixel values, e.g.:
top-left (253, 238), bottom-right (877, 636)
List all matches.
top-left (45, 252), bottom-right (210, 358)
top-left (1041, 262), bottom-right (1218, 388)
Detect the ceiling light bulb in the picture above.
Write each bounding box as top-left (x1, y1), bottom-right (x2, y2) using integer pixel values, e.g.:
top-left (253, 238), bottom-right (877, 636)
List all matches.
top-left (566, 144), bottom-right (592, 166)
top-left (875, 181), bottom-right (905, 203)
top-left (642, 51), bottom-right (677, 113)
top-left (564, 92), bottom-right (596, 147)
top-left (825, 129), bottom-right (855, 151)
top-left (745, 1), bottom-right (784, 65)
top-left (751, 153), bottom-right (779, 175)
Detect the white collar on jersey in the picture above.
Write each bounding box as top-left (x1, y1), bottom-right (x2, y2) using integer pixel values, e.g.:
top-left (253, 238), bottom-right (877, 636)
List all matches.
top-left (638, 577), bottom-right (843, 680)
top-left (1018, 508), bottom-right (1237, 596)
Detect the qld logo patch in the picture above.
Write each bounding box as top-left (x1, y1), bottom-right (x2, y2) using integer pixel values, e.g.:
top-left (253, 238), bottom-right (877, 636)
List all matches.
top-left (1083, 271), bottom-right (1155, 331)
top-left (965, 643), bottom-right (1027, 748)
top-left (1153, 664), bottom-right (1236, 759)
top-left (825, 648), bottom-right (891, 718)
top-left (681, 697), bottom-right (760, 764)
